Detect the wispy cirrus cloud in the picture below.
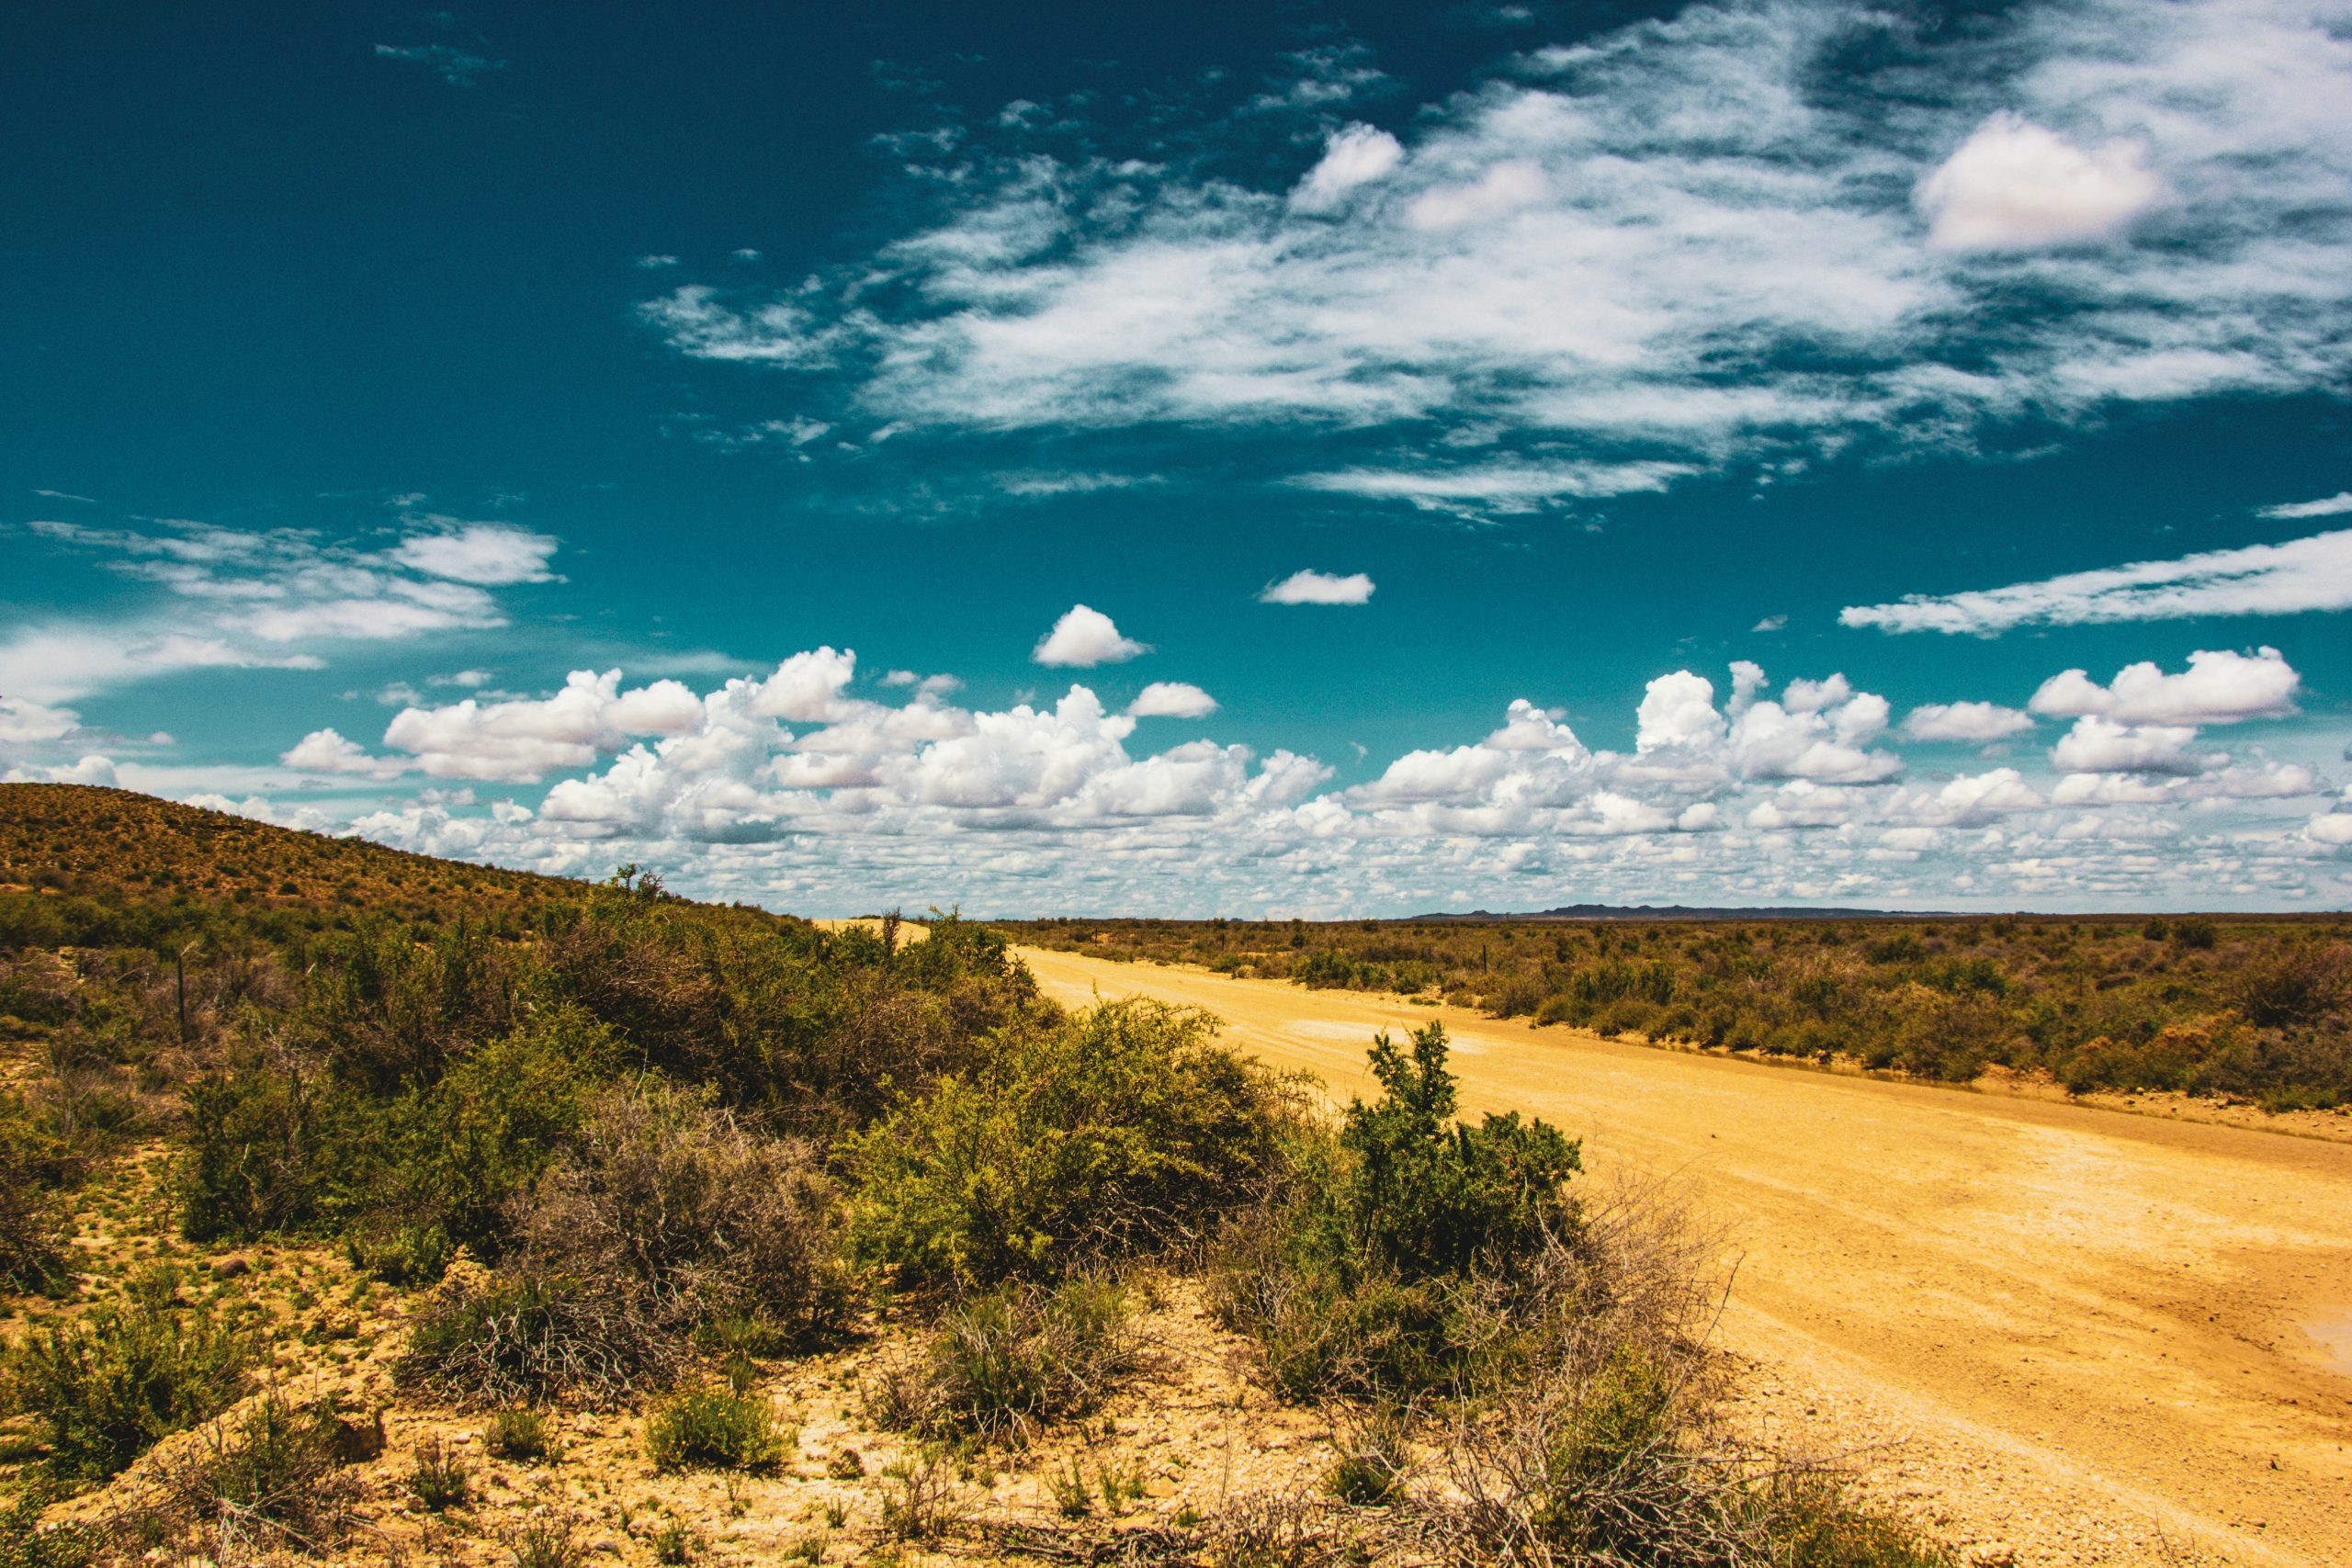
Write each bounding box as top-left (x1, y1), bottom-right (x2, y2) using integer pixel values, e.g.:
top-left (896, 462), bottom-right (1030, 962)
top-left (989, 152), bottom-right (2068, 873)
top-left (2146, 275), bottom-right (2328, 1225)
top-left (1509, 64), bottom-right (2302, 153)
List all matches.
top-left (1840, 528), bottom-right (2352, 635)
top-left (1292, 462), bottom-right (1694, 513)
top-left (374, 43), bottom-right (503, 87)
top-left (2260, 491), bottom-right (2352, 520)
top-left (637, 0), bottom-right (2352, 516)
top-left (1, 513), bottom-right (560, 702)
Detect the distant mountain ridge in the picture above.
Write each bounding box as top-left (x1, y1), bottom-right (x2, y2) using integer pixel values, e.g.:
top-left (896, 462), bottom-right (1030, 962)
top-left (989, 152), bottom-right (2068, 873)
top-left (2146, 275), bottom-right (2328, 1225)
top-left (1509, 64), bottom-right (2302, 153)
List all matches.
top-left (1411, 902), bottom-right (1959, 921)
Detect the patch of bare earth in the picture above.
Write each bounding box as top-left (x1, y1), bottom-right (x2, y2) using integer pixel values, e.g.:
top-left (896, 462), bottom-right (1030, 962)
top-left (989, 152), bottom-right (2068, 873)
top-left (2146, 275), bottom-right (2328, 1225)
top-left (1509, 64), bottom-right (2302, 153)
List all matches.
top-left (15, 1235), bottom-right (1347, 1567)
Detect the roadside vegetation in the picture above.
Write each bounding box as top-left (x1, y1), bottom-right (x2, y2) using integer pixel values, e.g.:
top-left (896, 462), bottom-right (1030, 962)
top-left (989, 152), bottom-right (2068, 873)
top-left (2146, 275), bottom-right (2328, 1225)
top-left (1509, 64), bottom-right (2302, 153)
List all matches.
top-left (1003, 913), bottom-right (2352, 1110)
top-left (0, 783), bottom-right (1951, 1565)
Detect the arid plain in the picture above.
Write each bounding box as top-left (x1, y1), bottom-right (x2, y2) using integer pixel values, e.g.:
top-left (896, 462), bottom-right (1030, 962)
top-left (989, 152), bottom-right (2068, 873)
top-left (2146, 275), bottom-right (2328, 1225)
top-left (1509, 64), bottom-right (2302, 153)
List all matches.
top-left (1019, 945), bottom-right (2352, 1568)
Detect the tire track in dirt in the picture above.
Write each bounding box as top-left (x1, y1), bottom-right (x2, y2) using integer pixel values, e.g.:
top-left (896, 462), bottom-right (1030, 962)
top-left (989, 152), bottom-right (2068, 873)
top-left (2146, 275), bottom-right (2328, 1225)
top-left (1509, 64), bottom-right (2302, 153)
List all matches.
top-left (1017, 947), bottom-right (2352, 1568)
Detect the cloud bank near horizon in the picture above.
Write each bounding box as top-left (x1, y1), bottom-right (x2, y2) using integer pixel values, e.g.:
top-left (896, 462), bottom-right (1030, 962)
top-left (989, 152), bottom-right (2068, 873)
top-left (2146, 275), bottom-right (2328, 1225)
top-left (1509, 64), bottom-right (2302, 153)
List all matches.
top-left (9, 634), bottom-right (2336, 917)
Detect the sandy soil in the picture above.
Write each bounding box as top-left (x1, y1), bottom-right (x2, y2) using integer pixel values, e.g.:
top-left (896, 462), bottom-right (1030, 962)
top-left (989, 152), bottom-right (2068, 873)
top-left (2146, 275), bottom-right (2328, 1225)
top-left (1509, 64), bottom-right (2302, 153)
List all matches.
top-left (808, 917), bottom-right (929, 943)
top-left (1018, 947), bottom-right (2352, 1568)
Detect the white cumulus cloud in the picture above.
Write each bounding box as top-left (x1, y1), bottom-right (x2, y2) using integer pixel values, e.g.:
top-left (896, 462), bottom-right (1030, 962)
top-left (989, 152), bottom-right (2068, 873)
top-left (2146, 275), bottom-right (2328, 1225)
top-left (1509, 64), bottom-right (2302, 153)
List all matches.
top-left (1916, 113), bottom-right (2165, 250)
top-left (2027, 648), bottom-right (2300, 726)
top-left (281, 728), bottom-right (406, 780)
top-left (1902, 702), bottom-right (2037, 742)
top-left (1127, 682), bottom-right (1219, 719)
top-left (1260, 570), bottom-right (1375, 606)
top-left (382, 669), bottom-right (708, 783)
top-left (1291, 123), bottom-right (1405, 213)
top-left (1033, 605), bottom-right (1148, 667)
top-left (2049, 716), bottom-right (2211, 776)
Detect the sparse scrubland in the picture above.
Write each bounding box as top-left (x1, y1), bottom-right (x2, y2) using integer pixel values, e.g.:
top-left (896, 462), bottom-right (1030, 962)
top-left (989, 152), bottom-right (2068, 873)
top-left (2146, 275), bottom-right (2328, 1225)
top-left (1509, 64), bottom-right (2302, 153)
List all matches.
top-left (2, 784), bottom-right (1952, 1565)
top-left (1001, 913), bottom-right (2352, 1111)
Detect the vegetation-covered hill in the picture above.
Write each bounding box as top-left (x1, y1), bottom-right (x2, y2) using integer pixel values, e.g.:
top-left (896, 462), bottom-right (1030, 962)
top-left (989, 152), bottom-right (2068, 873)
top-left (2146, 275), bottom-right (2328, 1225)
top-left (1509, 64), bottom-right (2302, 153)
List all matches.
top-left (0, 784), bottom-right (584, 938)
top-left (1001, 911), bottom-right (2352, 1110)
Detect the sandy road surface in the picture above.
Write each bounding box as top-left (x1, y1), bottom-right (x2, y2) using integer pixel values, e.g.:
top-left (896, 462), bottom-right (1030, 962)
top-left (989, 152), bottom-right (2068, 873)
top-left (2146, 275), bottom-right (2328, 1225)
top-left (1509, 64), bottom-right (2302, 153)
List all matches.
top-left (1018, 947), bottom-right (2352, 1568)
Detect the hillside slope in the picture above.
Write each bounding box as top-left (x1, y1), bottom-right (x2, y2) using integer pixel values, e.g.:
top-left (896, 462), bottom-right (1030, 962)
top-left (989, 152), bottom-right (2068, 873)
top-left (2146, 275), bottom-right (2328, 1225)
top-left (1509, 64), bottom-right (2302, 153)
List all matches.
top-left (0, 783), bottom-right (583, 929)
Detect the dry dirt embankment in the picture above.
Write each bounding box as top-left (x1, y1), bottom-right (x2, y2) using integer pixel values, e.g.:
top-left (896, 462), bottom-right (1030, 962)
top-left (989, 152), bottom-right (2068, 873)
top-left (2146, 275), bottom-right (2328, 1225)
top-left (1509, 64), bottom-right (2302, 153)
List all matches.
top-left (1017, 946), bottom-right (2352, 1568)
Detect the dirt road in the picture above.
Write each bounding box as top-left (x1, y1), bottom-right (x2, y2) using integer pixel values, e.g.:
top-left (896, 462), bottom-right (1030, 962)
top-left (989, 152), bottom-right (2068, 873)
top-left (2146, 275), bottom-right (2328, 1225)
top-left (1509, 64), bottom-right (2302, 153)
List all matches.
top-left (1018, 946), bottom-right (2352, 1568)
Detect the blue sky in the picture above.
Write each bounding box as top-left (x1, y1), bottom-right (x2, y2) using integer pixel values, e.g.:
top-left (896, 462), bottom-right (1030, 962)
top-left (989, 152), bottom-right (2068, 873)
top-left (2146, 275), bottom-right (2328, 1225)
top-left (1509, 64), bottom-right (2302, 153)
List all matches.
top-left (5, 0), bottom-right (2351, 914)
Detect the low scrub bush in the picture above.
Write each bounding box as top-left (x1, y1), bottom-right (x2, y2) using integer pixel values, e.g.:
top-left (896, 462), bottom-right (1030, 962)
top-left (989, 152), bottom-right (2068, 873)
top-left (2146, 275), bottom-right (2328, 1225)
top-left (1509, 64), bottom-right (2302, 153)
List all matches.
top-left (483, 1406), bottom-right (561, 1463)
top-left (0, 1165), bottom-right (66, 1296)
top-left (6, 1292), bottom-right (251, 1482)
top-left (155, 1390), bottom-right (359, 1559)
top-left (175, 1056), bottom-right (375, 1244)
top-left (409, 1437), bottom-right (470, 1510)
top-left (398, 1261), bottom-right (669, 1409)
top-left (356, 1008), bottom-right (616, 1280)
top-left (0, 1091), bottom-right (97, 1296)
top-left (515, 1079), bottom-right (852, 1349)
top-left (1325, 1404), bottom-right (1412, 1505)
top-left (844, 999), bottom-right (1291, 1288)
top-left (644, 1385), bottom-right (789, 1472)
top-left (1002, 915), bottom-right (2352, 1109)
top-left (876, 1277), bottom-right (1136, 1438)
top-left (1758, 1473), bottom-right (1958, 1568)
top-left (506, 1511), bottom-right (589, 1568)
top-left (1214, 1022), bottom-right (1580, 1401)
top-left (877, 1444), bottom-right (967, 1541)
top-left (0, 1486), bottom-right (104, 1568)
top-left (650, 1520), bottom-right (695, 1563)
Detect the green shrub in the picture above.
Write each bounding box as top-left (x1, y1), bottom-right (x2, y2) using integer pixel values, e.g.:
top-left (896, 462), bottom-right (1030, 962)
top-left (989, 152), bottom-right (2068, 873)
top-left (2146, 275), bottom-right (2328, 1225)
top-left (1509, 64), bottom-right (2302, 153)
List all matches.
top-left (1760, 1474), bottom-right (1957, 1568)
top-left (1214, 1024), bottom-right (1578, 1401)
top-left (409, 1437), bottom-right (469, 1510)
top-left (0, 1484), bottom-right (103, 1568)
top-left (1337, 1023), bottom-right (1579, 1280)
top-left (996, 916), bottom-right (2352, 1110)
top-left (359, 1008), bottom-right (616, 1278)
top-left (844, 1000), bottom-right (1289, 1288)
top-left (877, 1445), bottom-right (966, 1540)
top-left (1593, 998), bottom-right (1657, 1039)
top-left (2170, 917), bottom-right (2218, 950)
top-left (175, 1060), bottom-right (372, 1244)
top-left (1218, 1224), bottom-right (1458, 1401)
top-left (1325, 1404), bottom-right (1411, 1505)
top-left (483, 1407), bottom-right (561, 1463)
top-left (644, 1385), bottom-right (787, 1472)
top-left (6, 1293), bottom-right (251, 1482)
top-left (0, 1149), bottom-right (67, 1295)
